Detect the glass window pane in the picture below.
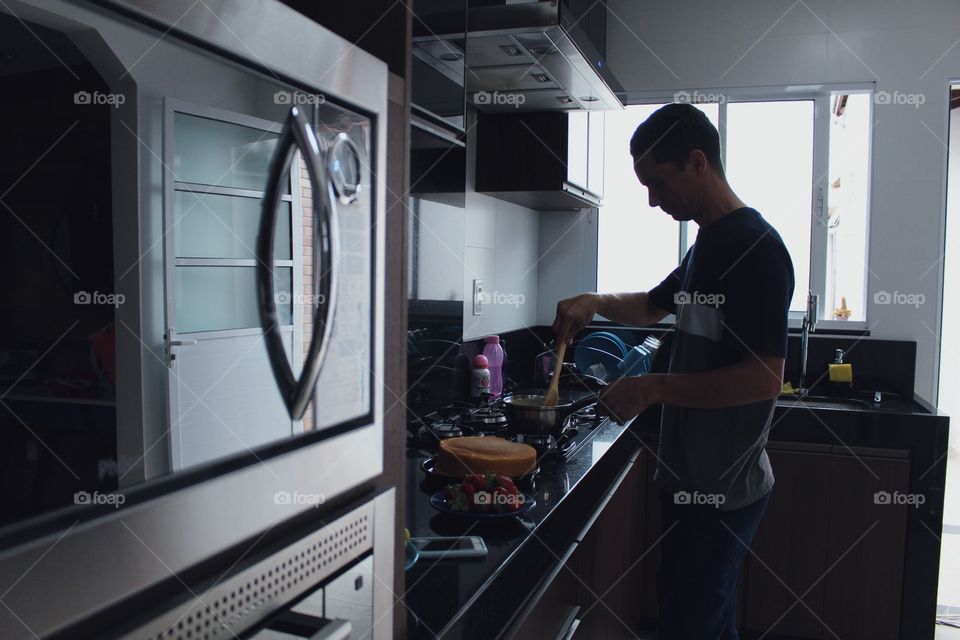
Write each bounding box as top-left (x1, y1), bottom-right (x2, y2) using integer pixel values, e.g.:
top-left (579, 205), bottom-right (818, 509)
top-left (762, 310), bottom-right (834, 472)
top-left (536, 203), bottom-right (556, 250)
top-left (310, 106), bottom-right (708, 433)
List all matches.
top-left (726, 100), bottom-right (814, 312)
top-left (175, 266), bottom-right (292, 333)
top-left (597, 103), bottom-right (718, 295)
top-left (825, 93), bottom-right (870, 321)
top-left (174, 112), bottom-right (282, 191)
top-left (568, 111), bottom-right (589, 189)
top-left (174, 191), bottom-right (291, 260)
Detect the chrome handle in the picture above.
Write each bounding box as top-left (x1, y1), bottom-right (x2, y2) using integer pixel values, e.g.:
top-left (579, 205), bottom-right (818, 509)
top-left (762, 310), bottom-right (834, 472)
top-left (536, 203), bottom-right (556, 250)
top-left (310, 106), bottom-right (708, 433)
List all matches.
top-left (167, 339), bottom-right (197, 347)
top-left (257, 105), bottom-right (340, 420)
top-left (558, 606), bottom-right (582, 640)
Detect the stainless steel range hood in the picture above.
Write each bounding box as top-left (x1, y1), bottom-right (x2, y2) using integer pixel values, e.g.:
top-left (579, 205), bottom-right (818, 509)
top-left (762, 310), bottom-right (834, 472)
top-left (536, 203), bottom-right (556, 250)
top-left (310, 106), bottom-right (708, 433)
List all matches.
top-left (464, 0), bottom-right (624, 112)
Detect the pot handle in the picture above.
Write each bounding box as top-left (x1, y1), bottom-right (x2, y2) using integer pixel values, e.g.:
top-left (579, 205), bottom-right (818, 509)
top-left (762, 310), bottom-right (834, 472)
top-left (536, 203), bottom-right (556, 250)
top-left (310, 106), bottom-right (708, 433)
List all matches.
top-left (256, 105), bottom-right (340, 420)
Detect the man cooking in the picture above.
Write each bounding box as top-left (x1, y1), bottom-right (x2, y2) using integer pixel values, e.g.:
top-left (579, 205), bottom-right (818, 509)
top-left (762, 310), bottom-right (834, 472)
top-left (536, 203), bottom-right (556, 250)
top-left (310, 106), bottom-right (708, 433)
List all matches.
top-left (552, 103), bottom-right (795, 640)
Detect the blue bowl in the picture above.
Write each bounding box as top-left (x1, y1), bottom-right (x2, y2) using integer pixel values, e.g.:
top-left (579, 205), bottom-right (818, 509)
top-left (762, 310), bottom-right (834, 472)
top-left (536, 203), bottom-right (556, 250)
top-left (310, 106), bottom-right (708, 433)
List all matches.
top-left (575, 332), bottom-right (627, 381)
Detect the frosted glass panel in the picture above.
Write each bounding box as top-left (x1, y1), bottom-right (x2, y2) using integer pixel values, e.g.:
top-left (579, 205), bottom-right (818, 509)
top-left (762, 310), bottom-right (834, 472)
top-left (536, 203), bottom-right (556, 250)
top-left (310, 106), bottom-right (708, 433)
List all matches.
top-left (568, 111), bottom-right (588, 189)
top-left (175, 266), bottom-right (292, 333)
top-left (174, 112), bottom-right (283, 191)
top-left (175, 191), bottom-right (291, 259)
top-left (726, 100), bottom-right (814, 312)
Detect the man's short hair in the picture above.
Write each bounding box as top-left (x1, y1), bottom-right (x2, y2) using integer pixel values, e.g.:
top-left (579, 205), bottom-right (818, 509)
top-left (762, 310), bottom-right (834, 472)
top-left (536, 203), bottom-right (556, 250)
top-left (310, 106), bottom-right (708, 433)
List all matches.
top-left (629, 103), bottom-right (724, 174)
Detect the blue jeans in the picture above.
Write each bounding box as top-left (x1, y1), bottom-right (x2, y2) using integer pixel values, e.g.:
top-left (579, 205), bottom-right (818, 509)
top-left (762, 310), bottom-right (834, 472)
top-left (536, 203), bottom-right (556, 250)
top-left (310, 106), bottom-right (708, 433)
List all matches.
top-left (657, 489), bottom-right (771, 640)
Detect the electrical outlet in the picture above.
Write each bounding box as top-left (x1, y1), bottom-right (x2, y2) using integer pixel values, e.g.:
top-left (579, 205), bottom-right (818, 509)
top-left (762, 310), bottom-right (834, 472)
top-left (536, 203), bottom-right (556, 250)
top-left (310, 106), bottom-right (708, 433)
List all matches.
top-left (473, 279), bottom-right (483, 315)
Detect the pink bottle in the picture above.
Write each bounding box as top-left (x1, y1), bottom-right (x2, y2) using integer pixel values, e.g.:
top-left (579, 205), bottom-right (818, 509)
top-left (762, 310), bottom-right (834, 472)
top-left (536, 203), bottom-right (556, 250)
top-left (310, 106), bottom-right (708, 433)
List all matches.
top-left (482, 336), bottom-right (505, 396)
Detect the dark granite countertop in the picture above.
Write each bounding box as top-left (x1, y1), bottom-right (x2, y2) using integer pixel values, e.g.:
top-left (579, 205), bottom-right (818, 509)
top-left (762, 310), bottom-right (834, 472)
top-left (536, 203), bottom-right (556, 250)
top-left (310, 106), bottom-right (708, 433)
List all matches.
top-left (402, 390), bottom-right (948, 638)
top-left (403, 414), bottom-right (648, 639)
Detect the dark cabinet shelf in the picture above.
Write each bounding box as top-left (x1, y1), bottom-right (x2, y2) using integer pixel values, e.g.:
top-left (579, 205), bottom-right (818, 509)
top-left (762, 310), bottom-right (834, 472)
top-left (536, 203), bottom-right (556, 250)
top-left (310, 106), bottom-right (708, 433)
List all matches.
top-left (475, 111), bottom-right (603, 210)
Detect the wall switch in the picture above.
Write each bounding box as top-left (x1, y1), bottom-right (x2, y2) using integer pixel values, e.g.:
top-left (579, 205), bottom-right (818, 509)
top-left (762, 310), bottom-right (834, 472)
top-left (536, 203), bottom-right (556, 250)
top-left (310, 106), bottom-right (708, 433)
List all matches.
top-left (473, 279), bottom-right (483, 315)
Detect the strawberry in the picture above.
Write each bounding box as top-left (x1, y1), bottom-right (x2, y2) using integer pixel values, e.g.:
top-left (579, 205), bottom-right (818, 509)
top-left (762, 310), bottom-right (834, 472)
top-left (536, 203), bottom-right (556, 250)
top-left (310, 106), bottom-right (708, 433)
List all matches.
top-left (497, 475), bottom-right (518, 495)
top-left (464, 474), bottom-right (485, 491)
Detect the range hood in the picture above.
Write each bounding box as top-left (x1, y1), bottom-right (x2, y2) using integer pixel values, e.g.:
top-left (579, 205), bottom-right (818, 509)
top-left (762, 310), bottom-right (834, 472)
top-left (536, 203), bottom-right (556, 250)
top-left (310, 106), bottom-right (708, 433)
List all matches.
top-left (464, 0), bottom-right (624, 112)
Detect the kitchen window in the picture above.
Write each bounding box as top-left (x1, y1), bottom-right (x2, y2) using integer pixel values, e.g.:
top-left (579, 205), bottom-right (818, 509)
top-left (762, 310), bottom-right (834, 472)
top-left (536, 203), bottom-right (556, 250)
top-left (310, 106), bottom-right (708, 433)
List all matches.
top-left (598, 88), bottom-right (873, 324)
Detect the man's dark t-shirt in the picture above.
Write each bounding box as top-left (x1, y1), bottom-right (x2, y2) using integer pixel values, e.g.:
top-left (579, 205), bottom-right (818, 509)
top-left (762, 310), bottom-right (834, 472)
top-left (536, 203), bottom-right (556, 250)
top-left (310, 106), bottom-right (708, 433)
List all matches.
top-left (648, 207), bottom-right (795, 511)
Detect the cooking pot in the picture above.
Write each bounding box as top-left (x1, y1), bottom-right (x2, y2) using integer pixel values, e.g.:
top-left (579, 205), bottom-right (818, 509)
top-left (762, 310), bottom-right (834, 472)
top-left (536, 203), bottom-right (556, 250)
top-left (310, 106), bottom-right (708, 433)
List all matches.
top-left (502, 393), bottom-right (599, 435)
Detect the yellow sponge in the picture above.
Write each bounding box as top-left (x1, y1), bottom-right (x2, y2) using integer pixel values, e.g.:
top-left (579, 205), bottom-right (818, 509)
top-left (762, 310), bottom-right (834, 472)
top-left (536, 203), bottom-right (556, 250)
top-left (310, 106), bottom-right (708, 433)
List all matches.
top-left (828, 363), bottom-right (853, 383)
top-left (781, 381), bottom-right (797, 395)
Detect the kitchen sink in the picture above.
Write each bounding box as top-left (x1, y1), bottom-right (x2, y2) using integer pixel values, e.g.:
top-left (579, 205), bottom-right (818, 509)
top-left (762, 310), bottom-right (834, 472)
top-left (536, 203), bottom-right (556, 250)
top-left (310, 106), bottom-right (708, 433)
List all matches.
top-left (776, 393), bottom-right (931, 414)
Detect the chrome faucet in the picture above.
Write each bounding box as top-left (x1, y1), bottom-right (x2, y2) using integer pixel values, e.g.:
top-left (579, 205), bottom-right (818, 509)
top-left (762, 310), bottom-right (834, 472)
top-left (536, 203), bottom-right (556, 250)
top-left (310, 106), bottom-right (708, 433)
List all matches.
top-left (798, 292), bottom-right (819, 397)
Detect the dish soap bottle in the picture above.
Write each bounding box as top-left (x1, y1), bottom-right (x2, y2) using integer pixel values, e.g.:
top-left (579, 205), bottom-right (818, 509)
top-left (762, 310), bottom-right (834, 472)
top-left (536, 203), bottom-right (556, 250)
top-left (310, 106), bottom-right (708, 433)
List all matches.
top-left (482, 336), bottom-right (505, 396)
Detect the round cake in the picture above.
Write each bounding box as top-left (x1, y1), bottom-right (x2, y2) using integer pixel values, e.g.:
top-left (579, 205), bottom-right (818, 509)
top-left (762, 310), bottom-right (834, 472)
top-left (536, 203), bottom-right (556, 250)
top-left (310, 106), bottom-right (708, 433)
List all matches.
top-left (436, 436), bottom-right (537, 478)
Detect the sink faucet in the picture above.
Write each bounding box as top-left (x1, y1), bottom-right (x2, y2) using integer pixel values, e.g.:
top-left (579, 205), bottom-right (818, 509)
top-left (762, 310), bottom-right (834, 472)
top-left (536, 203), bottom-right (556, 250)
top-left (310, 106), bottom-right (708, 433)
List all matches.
top-left (798, 292), bottom-right (819, 397)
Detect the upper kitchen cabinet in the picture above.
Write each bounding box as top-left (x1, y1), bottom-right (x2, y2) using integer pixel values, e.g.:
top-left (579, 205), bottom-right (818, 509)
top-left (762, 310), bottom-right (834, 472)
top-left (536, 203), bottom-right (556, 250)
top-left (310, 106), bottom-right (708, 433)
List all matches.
top-left (411, 0), bottom-right (467, 133)
top-left (464, 0), bottom-right (624, 112)
top-left (475, 109), bottom-right (605, 210)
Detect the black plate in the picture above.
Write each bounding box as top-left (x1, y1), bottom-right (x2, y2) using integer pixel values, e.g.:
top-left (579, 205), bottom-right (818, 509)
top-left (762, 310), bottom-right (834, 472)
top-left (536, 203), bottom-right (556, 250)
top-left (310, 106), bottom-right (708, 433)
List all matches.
top-left (430, 491), bottom-right (536, 519)
top-left (420, 457), bottom-right (539, 483)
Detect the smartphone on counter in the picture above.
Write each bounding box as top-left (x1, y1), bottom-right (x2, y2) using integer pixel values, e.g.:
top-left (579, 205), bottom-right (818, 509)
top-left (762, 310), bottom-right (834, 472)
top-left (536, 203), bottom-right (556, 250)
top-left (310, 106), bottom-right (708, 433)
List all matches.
top-left (409, 536), bottom-right (487, 559)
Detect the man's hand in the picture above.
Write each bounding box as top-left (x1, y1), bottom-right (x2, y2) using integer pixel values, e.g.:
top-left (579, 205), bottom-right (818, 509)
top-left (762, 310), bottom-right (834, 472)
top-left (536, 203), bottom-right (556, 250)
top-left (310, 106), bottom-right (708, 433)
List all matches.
top-left (596, 376), bottom-right (663, 425)
top-left (553, 293), bottom-right (602, 344)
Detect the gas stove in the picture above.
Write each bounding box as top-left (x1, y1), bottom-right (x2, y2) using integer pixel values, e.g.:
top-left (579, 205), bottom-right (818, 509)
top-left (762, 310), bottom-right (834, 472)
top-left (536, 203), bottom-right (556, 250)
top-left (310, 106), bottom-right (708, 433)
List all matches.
top-left (408, 398), bottom-right (603, 462)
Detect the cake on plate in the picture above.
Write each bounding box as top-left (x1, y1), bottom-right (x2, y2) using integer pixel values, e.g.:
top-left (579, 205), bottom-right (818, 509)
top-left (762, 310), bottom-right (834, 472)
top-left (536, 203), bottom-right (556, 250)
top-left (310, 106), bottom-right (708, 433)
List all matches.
top-left (435, 436), bottom-right (537, 478)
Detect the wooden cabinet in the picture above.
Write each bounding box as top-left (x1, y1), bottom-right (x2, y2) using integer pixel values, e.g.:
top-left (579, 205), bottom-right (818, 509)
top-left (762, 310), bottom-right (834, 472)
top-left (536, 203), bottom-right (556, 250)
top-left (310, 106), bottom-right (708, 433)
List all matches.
top-left (744, 446), bottom-right (833, 638)
top-left (743, 443), bottom-right (911, 640)
top-left (576, 450), bottom-right (647, 639)
top-left (821, 451), bottom-right (910, 640)
top-left (506, 448), bottom-right (647, 640)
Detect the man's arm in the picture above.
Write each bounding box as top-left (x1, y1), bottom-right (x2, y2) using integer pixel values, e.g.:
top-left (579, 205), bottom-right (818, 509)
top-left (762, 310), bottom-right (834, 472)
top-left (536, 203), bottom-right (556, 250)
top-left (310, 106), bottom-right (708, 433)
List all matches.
top-left (649, 355), bottom-right (784, 407)
top-left (597, 355), bottom-right (784, 423)
top-left (553, 292), bottom-right (670, 343)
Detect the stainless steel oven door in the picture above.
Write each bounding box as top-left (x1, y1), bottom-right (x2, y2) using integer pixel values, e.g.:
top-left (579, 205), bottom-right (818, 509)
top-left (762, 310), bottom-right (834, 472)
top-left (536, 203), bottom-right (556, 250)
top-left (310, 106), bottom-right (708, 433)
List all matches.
top-left (0, 0), bottom-right (388, 637)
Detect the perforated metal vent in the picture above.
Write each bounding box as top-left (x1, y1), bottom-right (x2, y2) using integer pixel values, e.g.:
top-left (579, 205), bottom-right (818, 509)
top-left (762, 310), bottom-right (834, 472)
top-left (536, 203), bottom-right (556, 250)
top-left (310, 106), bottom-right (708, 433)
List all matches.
top-left (125, 503), bottom-right (373, 640)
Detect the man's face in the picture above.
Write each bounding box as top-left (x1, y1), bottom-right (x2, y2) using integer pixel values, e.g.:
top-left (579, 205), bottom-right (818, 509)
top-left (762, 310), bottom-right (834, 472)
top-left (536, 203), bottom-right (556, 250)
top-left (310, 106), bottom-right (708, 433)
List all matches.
top-left (633, 154), bottom-right (700, 222)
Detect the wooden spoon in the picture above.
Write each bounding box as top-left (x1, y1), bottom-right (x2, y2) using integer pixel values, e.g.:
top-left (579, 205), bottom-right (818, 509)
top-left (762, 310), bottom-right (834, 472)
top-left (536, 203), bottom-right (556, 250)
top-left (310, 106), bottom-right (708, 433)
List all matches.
top-left (544, 341), bottom-right (567, 407)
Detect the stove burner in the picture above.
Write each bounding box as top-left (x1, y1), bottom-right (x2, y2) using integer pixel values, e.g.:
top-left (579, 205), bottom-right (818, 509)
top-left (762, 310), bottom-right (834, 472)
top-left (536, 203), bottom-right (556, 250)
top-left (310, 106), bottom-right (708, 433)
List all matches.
top-left (461, 407), bottom-right (508, 431)
top-left (424, 422), bottom-right (464, 439)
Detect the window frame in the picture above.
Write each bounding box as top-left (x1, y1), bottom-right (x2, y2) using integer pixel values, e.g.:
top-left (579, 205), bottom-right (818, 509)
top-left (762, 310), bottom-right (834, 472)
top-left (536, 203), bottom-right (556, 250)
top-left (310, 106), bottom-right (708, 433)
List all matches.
top-left (608, 83), bottom-right (875, 332)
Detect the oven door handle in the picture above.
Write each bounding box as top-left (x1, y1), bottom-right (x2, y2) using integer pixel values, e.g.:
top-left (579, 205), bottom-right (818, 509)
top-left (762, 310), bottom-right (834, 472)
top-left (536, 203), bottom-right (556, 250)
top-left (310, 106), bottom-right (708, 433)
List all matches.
top-left (256, 105), bottom-right (340, 420)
